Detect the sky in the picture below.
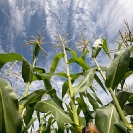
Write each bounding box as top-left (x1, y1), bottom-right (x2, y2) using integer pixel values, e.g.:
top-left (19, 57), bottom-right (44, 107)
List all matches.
top-left (0, 0), bottom-right (133, 104)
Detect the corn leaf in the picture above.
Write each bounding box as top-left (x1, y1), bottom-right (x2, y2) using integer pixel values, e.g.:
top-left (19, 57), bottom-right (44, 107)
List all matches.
top-left (105, 47), bottom-right (131, 90)
top-left (95, 103), bottom-right (127, 133)
top-left (0, 79), bottom-right (22, 133)
top-left (0, 53), bottom-right (33, 83)
top-left (50, 53), bottom-right (64, 73)
top-left (102, 38), bottom-right (111, 59)
top-left (34, 99), bottom-right (73, 124)
top-left (91, 39), bottom-right (103, 58)
top-left (73, 68), bottom-right (96, 95)
top-left (68, 57), bottom-right (90, 70)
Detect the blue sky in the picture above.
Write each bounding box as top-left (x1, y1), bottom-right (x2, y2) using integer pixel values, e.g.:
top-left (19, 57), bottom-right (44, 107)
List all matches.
top-left (0, 0), bottom-right (133, 102)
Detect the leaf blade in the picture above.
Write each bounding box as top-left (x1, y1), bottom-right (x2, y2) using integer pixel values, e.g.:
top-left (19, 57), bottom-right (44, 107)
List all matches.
top-left (34, 99), bottom-right (73, 124)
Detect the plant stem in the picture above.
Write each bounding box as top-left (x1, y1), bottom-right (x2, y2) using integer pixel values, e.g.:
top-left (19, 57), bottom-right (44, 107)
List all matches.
top-left (109, 88), bottom-right (133, 130)
top-left (108, 88), bottom-right (129, 124)
top-left (24, 82), bottom-right (31, 97)
top-left (60, 35), bottom-right (81, 132)
top-left (23, 57), bottom-right (37, 97)
top-left (93, 57), bottom-right (132, 129)
top-left (93, 58), bottom-right (106, 80)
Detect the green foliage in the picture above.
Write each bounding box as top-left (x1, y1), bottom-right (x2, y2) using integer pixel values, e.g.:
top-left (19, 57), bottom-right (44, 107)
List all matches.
top-left (0, 79), bottom-right (22, 133)
top-left (0, 28), bottom-right (133, 132)
top-left (34, 99), bottom-right (73, 124)
top-left (105, 47), bottom-right (131, 90)
top-left (73, 68), bottom-right (96, 95)
top-left (95, 104), bottom-right (127, 133)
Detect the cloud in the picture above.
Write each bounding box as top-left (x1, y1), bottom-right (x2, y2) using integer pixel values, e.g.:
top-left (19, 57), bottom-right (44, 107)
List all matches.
top-left (1, 0), bottom-right (133, 104)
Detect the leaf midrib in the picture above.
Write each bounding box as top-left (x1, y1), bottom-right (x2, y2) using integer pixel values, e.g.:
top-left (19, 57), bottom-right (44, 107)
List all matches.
top-left (43, 101), bottom-right (72, 122)
top-left (107, 106), bottom-right (114, 133)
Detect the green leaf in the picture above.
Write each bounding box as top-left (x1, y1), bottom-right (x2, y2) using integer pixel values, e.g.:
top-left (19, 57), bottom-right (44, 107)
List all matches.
top-left (65, 47), bottom-right (77, 58)
top-left (91, 39), bottom-right (103, 58)
top-left (23, 106), bottom-right (34, 126)
top-left (118, 42), bottom-right (123, 51)
top-left (0, 53), bottom-right (33, 83)
top-left (94, 74), bottom-right (107, 93)
top-left (95, 103), bottom-right (127, 133)
top-left (0, 79), bottom-right (22, 133)
top-left (68, 57), bottom-right (90, 70)
top-left (62, 73), bottom-right (81, 98)
top-left (130, 116), bottom-right (133, 124)
top-left (34, 99), bottom-right (73, 124)
top-left (92, 93), bottom-right (103, 106)
top-left (76, 96), bottom-right (89, 115)
top-left (86, 93), bottom-right (99, 110)
top-left (129, 94), bottom-right (133, 102)
top-left (33, 42), bottom-right (41, 62)
top-left (19, 89), bottom-right (45, 107)
top-left (123, 103), bottom-right (133, 115)
top-left (123, 70), bottom-right (133, 80)
top-left (43, 116), bottom-right (55, 133)
top-left (33, 66), bottom-right (45, 73)
top-left (128, 57), bottom-right (133, 70)
top-left (117, 91), bottom-right (132, 108)
top-left (0, 53), bottom-right (23, 68)
top-left (62, 80), bottom-right (69, 99)
top-left (33, 72), bottom-right (67, 81)
top-left (78, 116), bottom-right (86, 129)
top-left (50, 53), bottom-right (64, 73)
top-left (22, 59), bottom-right (33, 83)
top-left (57, 122), bottom-right (65, 133)
top-left (81, 49), bottom-right (89, 60)
top-left (46, 89), bottom-right (63, 108)
top-left (102, 38), bottom-right (111, 59)
top-left (105, 47), bottom-right (131, 90)
top-left (25, 118), bottom-right (37, 131)
top-left (33, 67), bottom-right (53, 90)
top-left (73, 68), bottom-right (96, 95)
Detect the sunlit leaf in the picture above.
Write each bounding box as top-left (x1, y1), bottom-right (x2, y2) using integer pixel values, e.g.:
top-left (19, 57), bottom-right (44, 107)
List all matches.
top-left (68, 57), bottom-right (90, 70)
top-left (50, 53), bottom-right (64, 73)
top-left (65, 47), bottom-right (77, 58)
top-left (105, 47), bottom-right (131, 90)
top-left (91, 39), bottom-right (103, 58)
top-left (34, 99), bottom-right (73, 124)
top-left (102, 38), bottom-right (111, 59)
top-left (95, 104), bottom-right (127, 133)
top-left (0, 53), bottom-right (33, 83)
top-left (0, 79), bottom-right (22, 133)
top-left (73, 68), bottom-right (96, 95)
top-left (81, 49), bottom-right (89, 60)
top-left (0, 53), bottom-right (23, 68)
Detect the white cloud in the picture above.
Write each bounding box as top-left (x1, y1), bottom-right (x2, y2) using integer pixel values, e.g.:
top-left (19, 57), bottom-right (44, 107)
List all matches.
top-left (1, 0), bottom-right (133, 106)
